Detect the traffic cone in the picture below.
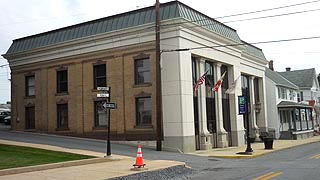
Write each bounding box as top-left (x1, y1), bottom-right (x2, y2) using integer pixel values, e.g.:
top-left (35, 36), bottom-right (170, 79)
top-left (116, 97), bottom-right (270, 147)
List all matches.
top-left (131, 144), bottom-right (147, 171)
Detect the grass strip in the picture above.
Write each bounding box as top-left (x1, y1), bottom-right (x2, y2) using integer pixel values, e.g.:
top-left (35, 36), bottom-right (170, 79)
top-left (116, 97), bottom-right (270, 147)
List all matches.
top-left (0, 144), bottom-right (93, 170)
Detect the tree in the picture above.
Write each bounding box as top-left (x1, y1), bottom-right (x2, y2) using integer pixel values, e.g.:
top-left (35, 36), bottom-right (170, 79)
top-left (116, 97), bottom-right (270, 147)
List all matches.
top-left (318, 73), bottom-right (320, 85)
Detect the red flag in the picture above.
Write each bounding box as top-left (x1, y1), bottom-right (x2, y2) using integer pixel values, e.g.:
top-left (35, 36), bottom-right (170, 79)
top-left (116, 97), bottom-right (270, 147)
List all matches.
top-left (212, 71), bottom-right (227, 92)
top-left (193, 69), bottom-right (209, 93)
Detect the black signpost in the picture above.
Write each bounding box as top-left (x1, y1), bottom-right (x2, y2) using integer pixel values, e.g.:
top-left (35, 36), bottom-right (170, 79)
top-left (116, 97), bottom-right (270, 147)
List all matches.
top-left (97, 87), bottom-right (117, 157)
top-left (237, 89), bottom-right (253, 154)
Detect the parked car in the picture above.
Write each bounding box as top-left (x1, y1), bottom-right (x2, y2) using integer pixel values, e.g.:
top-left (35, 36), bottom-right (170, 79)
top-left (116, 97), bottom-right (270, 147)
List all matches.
top-left (0, 111), bottom-right (10, 123)
top-left (4, 116), bottom-right (11, 125)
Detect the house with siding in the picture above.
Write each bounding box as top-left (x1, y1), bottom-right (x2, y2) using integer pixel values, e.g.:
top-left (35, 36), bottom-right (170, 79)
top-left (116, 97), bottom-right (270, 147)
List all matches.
top-left (279, 68), bottom-right (320, 132)
top-left (265, 61), bottom-right (314, 139)
top-left (2, 1), bottom-right (268, 152)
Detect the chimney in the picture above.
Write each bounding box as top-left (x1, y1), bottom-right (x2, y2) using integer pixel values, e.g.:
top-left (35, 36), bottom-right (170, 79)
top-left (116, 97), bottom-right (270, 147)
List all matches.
top-left (286, 67), bottom-right (291, 72)
top-left (268, 60), bottom-right (274, 71)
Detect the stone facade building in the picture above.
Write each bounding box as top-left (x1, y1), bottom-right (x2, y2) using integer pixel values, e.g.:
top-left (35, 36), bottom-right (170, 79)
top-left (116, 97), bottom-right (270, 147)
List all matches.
top-left (3, 1), bottom-right (268, 152)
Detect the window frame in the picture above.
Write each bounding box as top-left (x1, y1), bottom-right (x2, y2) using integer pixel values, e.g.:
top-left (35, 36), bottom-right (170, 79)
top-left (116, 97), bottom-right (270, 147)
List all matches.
top-left (135, 96), bottom-right (152, 127)
top-left (56, 69), bottom-right (68, 94)
top-left (134, 58), bottom-right (151, 85)
top-left (25, 75), bottom-right (35, 97)
top-left (93, 64), bottom-right (106, 89)
top-left (25, 105), bottom-right (35, 129)
top-left (94, 101), bottom-right (109, 127)
top-left (57, 103), bottom-right (69, 129)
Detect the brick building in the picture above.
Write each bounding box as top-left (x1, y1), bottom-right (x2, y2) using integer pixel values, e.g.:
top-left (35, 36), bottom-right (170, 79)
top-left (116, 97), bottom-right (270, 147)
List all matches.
top-left (3, 1), bottom-right (268, 152)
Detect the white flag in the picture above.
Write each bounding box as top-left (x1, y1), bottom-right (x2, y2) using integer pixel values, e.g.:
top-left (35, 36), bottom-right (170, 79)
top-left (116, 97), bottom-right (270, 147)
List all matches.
top-left (225, 75), bottom-right (240, 94)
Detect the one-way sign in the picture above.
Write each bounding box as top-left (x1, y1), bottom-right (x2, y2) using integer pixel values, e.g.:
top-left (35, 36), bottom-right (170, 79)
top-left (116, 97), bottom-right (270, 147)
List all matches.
top-left (102, 102), bottom-right (117, 109)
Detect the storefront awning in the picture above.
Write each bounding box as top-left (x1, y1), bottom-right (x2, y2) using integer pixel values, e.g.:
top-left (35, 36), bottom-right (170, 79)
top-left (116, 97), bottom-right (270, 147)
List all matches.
top-left (277, 101), bottom-right (312, 108)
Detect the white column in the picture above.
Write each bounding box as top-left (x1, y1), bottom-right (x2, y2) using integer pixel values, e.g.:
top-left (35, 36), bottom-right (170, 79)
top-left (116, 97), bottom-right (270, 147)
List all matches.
top-left (214, 63), bottom-right (228, 147)
top-left (197, 59), bottom-right (212, 150)
top-left (249, 76), bottom-right (259, 139)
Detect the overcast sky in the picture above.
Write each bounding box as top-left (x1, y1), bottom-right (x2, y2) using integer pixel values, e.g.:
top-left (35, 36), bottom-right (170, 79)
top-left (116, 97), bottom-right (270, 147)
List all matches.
top-left (0, 0), bottom-right (320, 103)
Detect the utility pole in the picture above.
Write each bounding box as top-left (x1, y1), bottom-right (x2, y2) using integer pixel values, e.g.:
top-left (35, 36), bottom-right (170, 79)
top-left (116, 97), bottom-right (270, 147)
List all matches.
top-left (155, 0), bottom-right (162, 151)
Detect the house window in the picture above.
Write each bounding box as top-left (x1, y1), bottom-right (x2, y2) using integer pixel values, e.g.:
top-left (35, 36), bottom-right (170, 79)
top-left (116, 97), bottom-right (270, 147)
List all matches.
top-left (94, 101), bottom-right (108, 127)
top-left (289, 90), bottom-right (295, 100)
top-left (57, 70), bottom-right (68, 93)
top-left (135, 58), bottom-right (150, 85)
top-left (278, 87), bottom-right (287, 99)
top-left (25, 106), bottom-right (35, 129)
top-left (300, 92), bottom-right (304, 101)
top-left (136, 97), bottom-right (152, 126)
top-left (25, 75), bottom-right (35, 96)
top-left (93, 64), bottom-right (106, 89)
top-left (57, 104), bottom-right (68, 129)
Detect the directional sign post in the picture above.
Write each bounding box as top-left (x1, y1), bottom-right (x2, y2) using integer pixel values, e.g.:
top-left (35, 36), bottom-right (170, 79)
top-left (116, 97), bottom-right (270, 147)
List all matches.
top-left (97, 87), bottom-right (116, 157)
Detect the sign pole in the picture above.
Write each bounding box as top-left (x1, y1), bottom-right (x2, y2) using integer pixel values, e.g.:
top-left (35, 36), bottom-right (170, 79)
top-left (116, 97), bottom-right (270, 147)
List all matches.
top-left (107, 87), bottom-right (111, 156)
top-left (245, 87), bottom-right (253, 153)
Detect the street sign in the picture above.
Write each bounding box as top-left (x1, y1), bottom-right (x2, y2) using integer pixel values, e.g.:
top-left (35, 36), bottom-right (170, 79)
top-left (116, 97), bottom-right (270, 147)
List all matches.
top-left (97, 93), bottom-right (109, 98)
top-left (238, 96), bottom-right (246, 115)
top-left (102, 102), bottom-right (117, 109)
top-left (97, 87), bottom-right (110, 91)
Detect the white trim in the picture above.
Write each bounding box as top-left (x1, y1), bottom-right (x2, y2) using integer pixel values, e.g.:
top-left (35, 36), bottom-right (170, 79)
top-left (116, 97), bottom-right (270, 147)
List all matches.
top-left (292, 129), bottom-right (314, 134)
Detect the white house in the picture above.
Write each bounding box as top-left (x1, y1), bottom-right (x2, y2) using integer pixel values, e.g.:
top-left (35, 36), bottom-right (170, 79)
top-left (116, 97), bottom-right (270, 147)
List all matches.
top-left (266, 62), bottom-right (316, 140)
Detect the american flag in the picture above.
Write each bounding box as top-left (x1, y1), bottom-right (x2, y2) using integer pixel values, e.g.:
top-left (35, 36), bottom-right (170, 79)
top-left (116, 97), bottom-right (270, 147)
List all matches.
top-left (193, 69), bottom-right (209, 93)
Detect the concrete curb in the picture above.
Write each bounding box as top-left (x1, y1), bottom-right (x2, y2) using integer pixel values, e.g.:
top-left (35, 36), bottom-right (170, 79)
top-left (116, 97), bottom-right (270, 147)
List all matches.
top-left (208, 139), bottom-right (320, 159)
top-left (0, 157), bottom-right (120, 176)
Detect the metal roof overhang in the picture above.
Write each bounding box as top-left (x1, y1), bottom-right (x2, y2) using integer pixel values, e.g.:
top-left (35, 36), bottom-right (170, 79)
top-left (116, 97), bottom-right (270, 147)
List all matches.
top-left (277, 101), bottom-right (312, 109)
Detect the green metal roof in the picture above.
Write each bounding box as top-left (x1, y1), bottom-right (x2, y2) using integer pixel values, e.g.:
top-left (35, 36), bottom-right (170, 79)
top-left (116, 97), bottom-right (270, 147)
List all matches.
top-left (5, 1), bottom-right (241, 55)
top-left (279, 68), bottom-right (316, 88)
top-left (242, 41), bottom-right (266, 60)
top-left (265, 68), bottom-right (298, 89)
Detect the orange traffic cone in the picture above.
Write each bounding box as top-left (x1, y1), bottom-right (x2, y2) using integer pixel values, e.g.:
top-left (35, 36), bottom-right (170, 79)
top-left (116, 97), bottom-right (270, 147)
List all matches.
top-left (132, 144), bottom-right (146, 169)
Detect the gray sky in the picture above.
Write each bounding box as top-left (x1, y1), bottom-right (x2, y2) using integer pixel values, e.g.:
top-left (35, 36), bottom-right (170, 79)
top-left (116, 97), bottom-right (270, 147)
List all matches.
top-left (1, 0), bottom-right (320, 103)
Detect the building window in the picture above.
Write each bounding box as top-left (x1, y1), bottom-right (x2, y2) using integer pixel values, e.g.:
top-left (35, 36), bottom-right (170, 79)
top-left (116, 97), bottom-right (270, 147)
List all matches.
top-left (278, 87), bottom-right (287, 99)
top-left (25, 106), bottom-right (35, 129)
top-left (94, 101), bottom-right (108, 127)
top-left (254, 78), bottom-right (260, 103)
top-left (135, 58), bottom-right (150, 85)
top-left (300, 92), bottom-right (304, 101)
top-left (57, 104), bottom-right (68, 129)
top-left (25, 75), bottom-right (35, 96)
top-left (136, 97), bottom-right (152, 126)
top-left (57, 70), bottom-right (68, 93)
top-left (93, 64), bottom-right (106, 89)
top-left (289, 90), bottom-right (295, 100)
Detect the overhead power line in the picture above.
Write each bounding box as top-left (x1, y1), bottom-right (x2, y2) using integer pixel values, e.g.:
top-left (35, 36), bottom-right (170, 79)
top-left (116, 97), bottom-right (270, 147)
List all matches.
top-left (215, 0), bottom-right (320, 19)
top-left (161, 36), bottom-right (320, 52)
top-left (223, 8), bottom-right (320, 23)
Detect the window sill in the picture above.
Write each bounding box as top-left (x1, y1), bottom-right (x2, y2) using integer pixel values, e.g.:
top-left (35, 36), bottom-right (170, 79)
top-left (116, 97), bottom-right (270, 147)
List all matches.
top-left (92, 126), bottom-right (108, 130)
top-left (55, 127), bottom-right (70, 131)
top-left (24, 95), bottom-right (35, 99)
top-left (133, 83), bottom-right (152, 88)
top-left (134, 125), bottom-right (154, 129)
top-left (55, 92), bottom-right (69, 96)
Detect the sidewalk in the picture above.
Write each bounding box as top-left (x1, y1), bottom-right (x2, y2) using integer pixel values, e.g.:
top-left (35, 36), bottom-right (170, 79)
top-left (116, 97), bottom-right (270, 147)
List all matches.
top-left (192, 135), bottom-right (320, 158)
top-left (0, 140), bottom-right (185, 179)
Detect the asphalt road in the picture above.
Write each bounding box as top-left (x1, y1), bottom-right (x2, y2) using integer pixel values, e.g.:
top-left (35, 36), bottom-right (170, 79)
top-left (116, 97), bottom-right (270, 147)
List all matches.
top-left (1, 124), bottom-right (320, 180)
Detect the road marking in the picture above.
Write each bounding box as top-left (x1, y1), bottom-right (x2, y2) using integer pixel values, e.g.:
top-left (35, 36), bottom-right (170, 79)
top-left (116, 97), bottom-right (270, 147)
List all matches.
top-left (252, 172), bottom-right (283, 180)
top-left (310, 154), bottom-right (320, 159)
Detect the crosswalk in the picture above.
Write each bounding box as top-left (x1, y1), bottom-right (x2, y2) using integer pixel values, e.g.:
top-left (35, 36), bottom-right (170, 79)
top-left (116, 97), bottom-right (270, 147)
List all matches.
top-left (252, 172), bottom-right (283, 180)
